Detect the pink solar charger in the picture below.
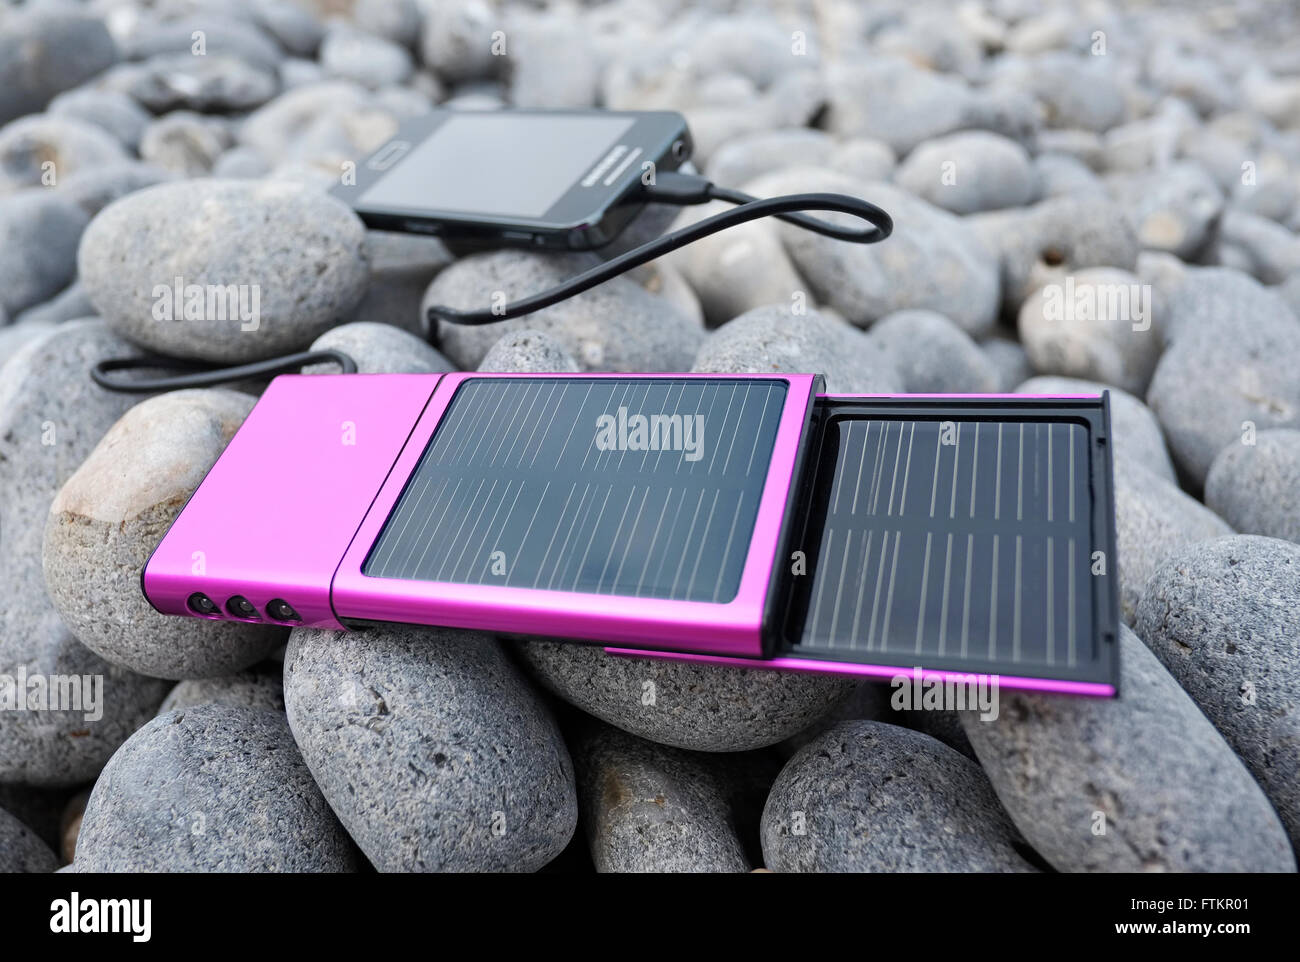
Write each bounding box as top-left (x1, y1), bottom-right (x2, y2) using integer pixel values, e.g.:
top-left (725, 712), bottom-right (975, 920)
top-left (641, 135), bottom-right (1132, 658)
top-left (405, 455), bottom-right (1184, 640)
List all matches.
top-left (142, 372), bottom-right (1120, 697)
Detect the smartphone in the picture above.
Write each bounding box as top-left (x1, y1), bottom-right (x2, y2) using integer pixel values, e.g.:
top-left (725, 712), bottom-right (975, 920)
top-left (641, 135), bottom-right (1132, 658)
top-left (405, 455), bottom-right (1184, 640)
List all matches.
top-left (142, 374), bottom-right (1120, 696)
top-left (330, 108), bottom-right (692, 250)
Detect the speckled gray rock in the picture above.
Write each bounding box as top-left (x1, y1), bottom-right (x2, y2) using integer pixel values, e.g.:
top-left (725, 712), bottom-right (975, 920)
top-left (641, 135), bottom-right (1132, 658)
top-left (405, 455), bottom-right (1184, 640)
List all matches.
top-left (74, 704), bottom-right (357, 872)
top-left (1159, 265), bottom-right (1295, 344)
top-left (1205, 430), bottom-right (1300, 543)
top-left (1146, 279), bottom-right (1300, 485)
top-left (420, 0), bottom-right (504, 82)
top-left (321, 24), bottom-right (413, 89)
top-left (61, 161), bottom-right (173, 219)
top-left (0, 319), bottom-right (53, 365)
top-left (1218, 207), bottom-right (1300, 285)
top-left (1002, 52), bottom-right (1126, 132)
top-left (517, 639), bottom-right (855, 752)
top-left (707, 129), bottom-right (834, 189)
top-left (158, 670), bottom-right (285, 717)
top-left (962, 626), bottom-right (1295, 872)
top-left (1017, 268), bottom-right (1161, 396)
top-left (746, 169), bottom-right (1001, 336)
top-left (1018, 376), bottom-right (1177, 481)
top-left (870, 310), bottom-right (1000, 393)
top-left (0, 9), bottom-right (118, 125)
top-left (43, 389), bottom-right (285, 679)
top-left (285, 624), bottom-right (576, 871)
top-left (1113, 459), bottom-right (1233, 625)
top-left (48, 89), bottom-right (151, 152)
top-left (0, 321), bottom-right (170, 786)
top-left (692, 304), bottom-right (902, 394)
top-left (79, 179), bottom-right (370, 364)
top-left (0, 191), bottom-right (88, 317)
top-left (895, 131), bottom-right (1038, 214)
top-left (306, 322), bottom-right (453, 374)
top-left (761, 720), bottom-right (1034, 872)
top-left (424, 249), bottom-right (703, 371)
top-left (977, 194), bottom-right (1141, 312)
top-left (574, 724), bottom-right (751, 872)
top-left (1107, 163), bottom-right (1224, 260)
top-left (1136, 536), bottom-right (1300, 846)
top-left (138, 112), bottom-right (233, 178)
top-left (0, 806), bottom-right (59, 873)
top-left (479, 329), bottom-right (581, 372)
top-left (0, 112), bottom-right (131, 189)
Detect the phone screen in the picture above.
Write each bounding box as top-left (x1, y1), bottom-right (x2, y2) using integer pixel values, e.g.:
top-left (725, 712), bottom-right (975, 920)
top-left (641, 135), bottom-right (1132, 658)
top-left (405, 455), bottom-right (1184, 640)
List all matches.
top-left (357, 113), bottom-right (638, 218)
top-left (361, 377), bottom-right (789, 603)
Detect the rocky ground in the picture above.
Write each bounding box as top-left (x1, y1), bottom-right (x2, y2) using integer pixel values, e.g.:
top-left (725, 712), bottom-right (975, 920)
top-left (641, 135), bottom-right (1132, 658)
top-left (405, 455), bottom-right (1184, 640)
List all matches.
top-left (1, 0), bottom-right (1299, 872)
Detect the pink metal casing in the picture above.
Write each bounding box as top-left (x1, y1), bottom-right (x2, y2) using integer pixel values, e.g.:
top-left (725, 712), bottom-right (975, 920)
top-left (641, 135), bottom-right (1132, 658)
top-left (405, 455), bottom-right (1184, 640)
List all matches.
top-left (331, 372), bottom-right (818, 657)
top-left (142, 373), bottom-right (443, 629)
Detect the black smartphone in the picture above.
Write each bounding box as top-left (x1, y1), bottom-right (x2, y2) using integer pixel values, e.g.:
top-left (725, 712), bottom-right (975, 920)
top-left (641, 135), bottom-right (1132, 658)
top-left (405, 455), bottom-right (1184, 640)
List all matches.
top-left (332, 108), bottom-right (692, 251)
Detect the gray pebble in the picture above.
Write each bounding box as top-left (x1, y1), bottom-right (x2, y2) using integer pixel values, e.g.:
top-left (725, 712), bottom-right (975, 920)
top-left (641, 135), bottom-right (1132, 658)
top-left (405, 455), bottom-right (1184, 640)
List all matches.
top-left (0, 319), bottom-right (55, 366)
top-left (826, 137), bottom-right (898, 183)
top-left (982, 337), bottom-right (1033, 393)
top-left (870, 310), bottom-right (1001, 393)
top-left (1107, 162), bottom-right (1224, 260)
top-left (159, 670), bottom-right (285, 717)
top-left (122, 13), bottom-right (284, 72)
top-left (0, 191), bottom-right (88, 326)
top-left (43, 389), bottom-right (286, 679)
top-left (0, 806), bottom-right (59, 873)
top-left (103, 53), bottom-right (279, 113)
top-left (74, 704), bottom-right (357, 872)
top-left (1033, 153), bottom-right (1104, 198)
top-left (1016, 267), bottom-right (1161, 395)
top-left (354, 0), bottom-right (422, 49)
top-left (746, 168), bottom-right (1001, 336)
top-left (707, 129), bottom-right (834, 189)
top-left (47, 88), bottom-right (151, 152)
top-left (285, 624), bottom-right (577, 871)
top-left (1018, 375), bottom-right (1177, 481)
top-left (0, 115), bottom-right (129, 194)
top-left (138, 111), bottom-right (233, 178)
top-left (692, 304), bottom-right (903, 394)
top-left (420, 0), bottom-right (505, 82)
top-left (507, 13), bottom-right (600, 108)
top-left (574, 724), bottom-right (751, 872)
top-left (895, 131), bottom-right (1039, 214)
top-left (210, 145), bottom-right (272, 179)
top-left (0, 8), bottom-right (118, 125)
top-left (346, 230), bottom-right (454, 334)
top-left (320, 24), bottom-right (414, 89)
top-left (61, 161), bottom-right (173, 220)
top-left (1205, 429), bottom-right (1300, 543)
top-left (1217, 207), bottom-right (1300, 285)
top-left (306, 321), bottom-right (453, 374)
top-left (1135, 536), bottom-right (1300, 846)
top-left (424, 249), bottom-right (703, 371)
top-left (516, 639), bottom-right (855, 753)
top-left (14, 283), bottom-right (95, 328)
top-left (1113, 459), bottom-right (1233, 624)
top-left (479, 329), bottom-right (581, 372)
top-left (0, 321), bottom-right (170, 786)
top-left (1007, 51), bottom-right (1127, 132)
top-left (761, 720), bottom-right (1034, 872)
top-left (961, 625), bottom-right (1295, 871)
top-left (1282, 270), bottom-right (1300, 320)
top-left (78, 179), bottom-right (370, 364)
top-left (250, 0), bottom-right (325, 57)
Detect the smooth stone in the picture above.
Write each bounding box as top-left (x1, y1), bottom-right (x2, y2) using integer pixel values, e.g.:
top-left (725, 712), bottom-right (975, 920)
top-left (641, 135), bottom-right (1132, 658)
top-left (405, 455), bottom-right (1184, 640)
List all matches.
top-left (870, 310), bottom-right (1000, 393)
top-left (285, 624), bottom-right (577, 872)
top-left (420, 0), bottom-right (504, 82)
top-left (745, 168), bottom-right (1001, 336)
top-left (0, 115), bottom-right (128, 194)
top-left (211, 145), bottom-right (272, 179)
top-left (1135, 536), bottom-right (1300, 846)
top-left (320, 24), bottom-right (414, 89)
top-left (507, 13), bottom-right (600, 108)
top-left (249, 0), bottom-right (325, 57)
top-left (354, 0), bottom-right (422, 49)
top-left (761, 720), bottom-right (1034, 872)
top-left (14, 283), bottom-right (94, 328)
top-left (48, 88), bottom-right (151, 151)
top-left (44, 389), bottom-right (285, 679)
top-left (0, 806), bottom-right (59, 873)
top-left (238, 81), bottom-right (398, 174)
top-left (976, 194), bottom-right (1140, 312)
top-left (478, 328), bottom-right (581, 372)
top-left (516, 639), bottom-right (855, 753)
top-left (0, 8), bottom-right (118, 125)
top-left (1112, 459), bottom-right (1233, 624)
top-left (1158, 264), bottom-right (1296, 343)
top-left (0, 319), bottom-right (55, 365)
top-left (1146, 275), bottom-right (1300, 484)
top-left (982, 337), bottom-right (1033, 393)
top-left (138, 111), bottom-right (233, 177)
top-left (306, 321), bottom-right (453, 374)
top-left (1217, 207), bottom-right (1300, 284)
top-left (894, 131), bottom-right (1039, 214)
top-left (0, 784), bottom-right (74, 855)
top-left (1017, 376), bottom-right (1177, 481)
top-left (344, 230), bottom-right (453, 334)
top-left (692, 304), bottom-right (903, 394)
top-left (1106, 162), bottom-right (1224, 260)
top-left (0, 191), bottom-right (88, 316)
top-left (423, 249), bottom-right (704, 371)
top-left (1034, 153), bottom-right (1104, 198)
top-left (74, 704), bottom-right (357, 872)
top-left (707, 129), bottom-right (834, 189)
top-left (1002, 52), bottom-right (1126, 132)
top-left (122, 13), bottom-right (284, 72)
top-left (826, 137), bottom-right (898, 183)
top-left (574, 724), bottom-right (751, 872)
top-left (103, 52), bottom-right (278, 113)
top-left (962, 626), bottom-right (1295, 872)
top-left (0, 322), bottom-right (170, 785)
top-left (79, 179), bottom-right (370, 364)
top-left (1205, 429), bottom-right (1300, 543)
top-left (158, 669), bottom-right (285, 716)
top-left (629, 260), bottom-right (704, 328)
top-left (61, 161), bottom-right (173, 219)
top-left (1017, 267), bottom-right (1161, 396)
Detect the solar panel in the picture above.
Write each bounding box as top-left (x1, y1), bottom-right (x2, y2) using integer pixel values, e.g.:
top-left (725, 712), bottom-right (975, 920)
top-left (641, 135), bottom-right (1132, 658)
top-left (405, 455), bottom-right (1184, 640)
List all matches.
top-left (362, 376), bottom-right (789, 603)
top-left (779, 400), bottom-right (1113, 682)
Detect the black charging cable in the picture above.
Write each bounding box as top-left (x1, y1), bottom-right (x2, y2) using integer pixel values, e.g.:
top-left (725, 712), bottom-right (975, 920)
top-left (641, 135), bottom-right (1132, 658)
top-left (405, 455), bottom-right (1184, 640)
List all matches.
top-left (91, 172), bottom-right (890, 392)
